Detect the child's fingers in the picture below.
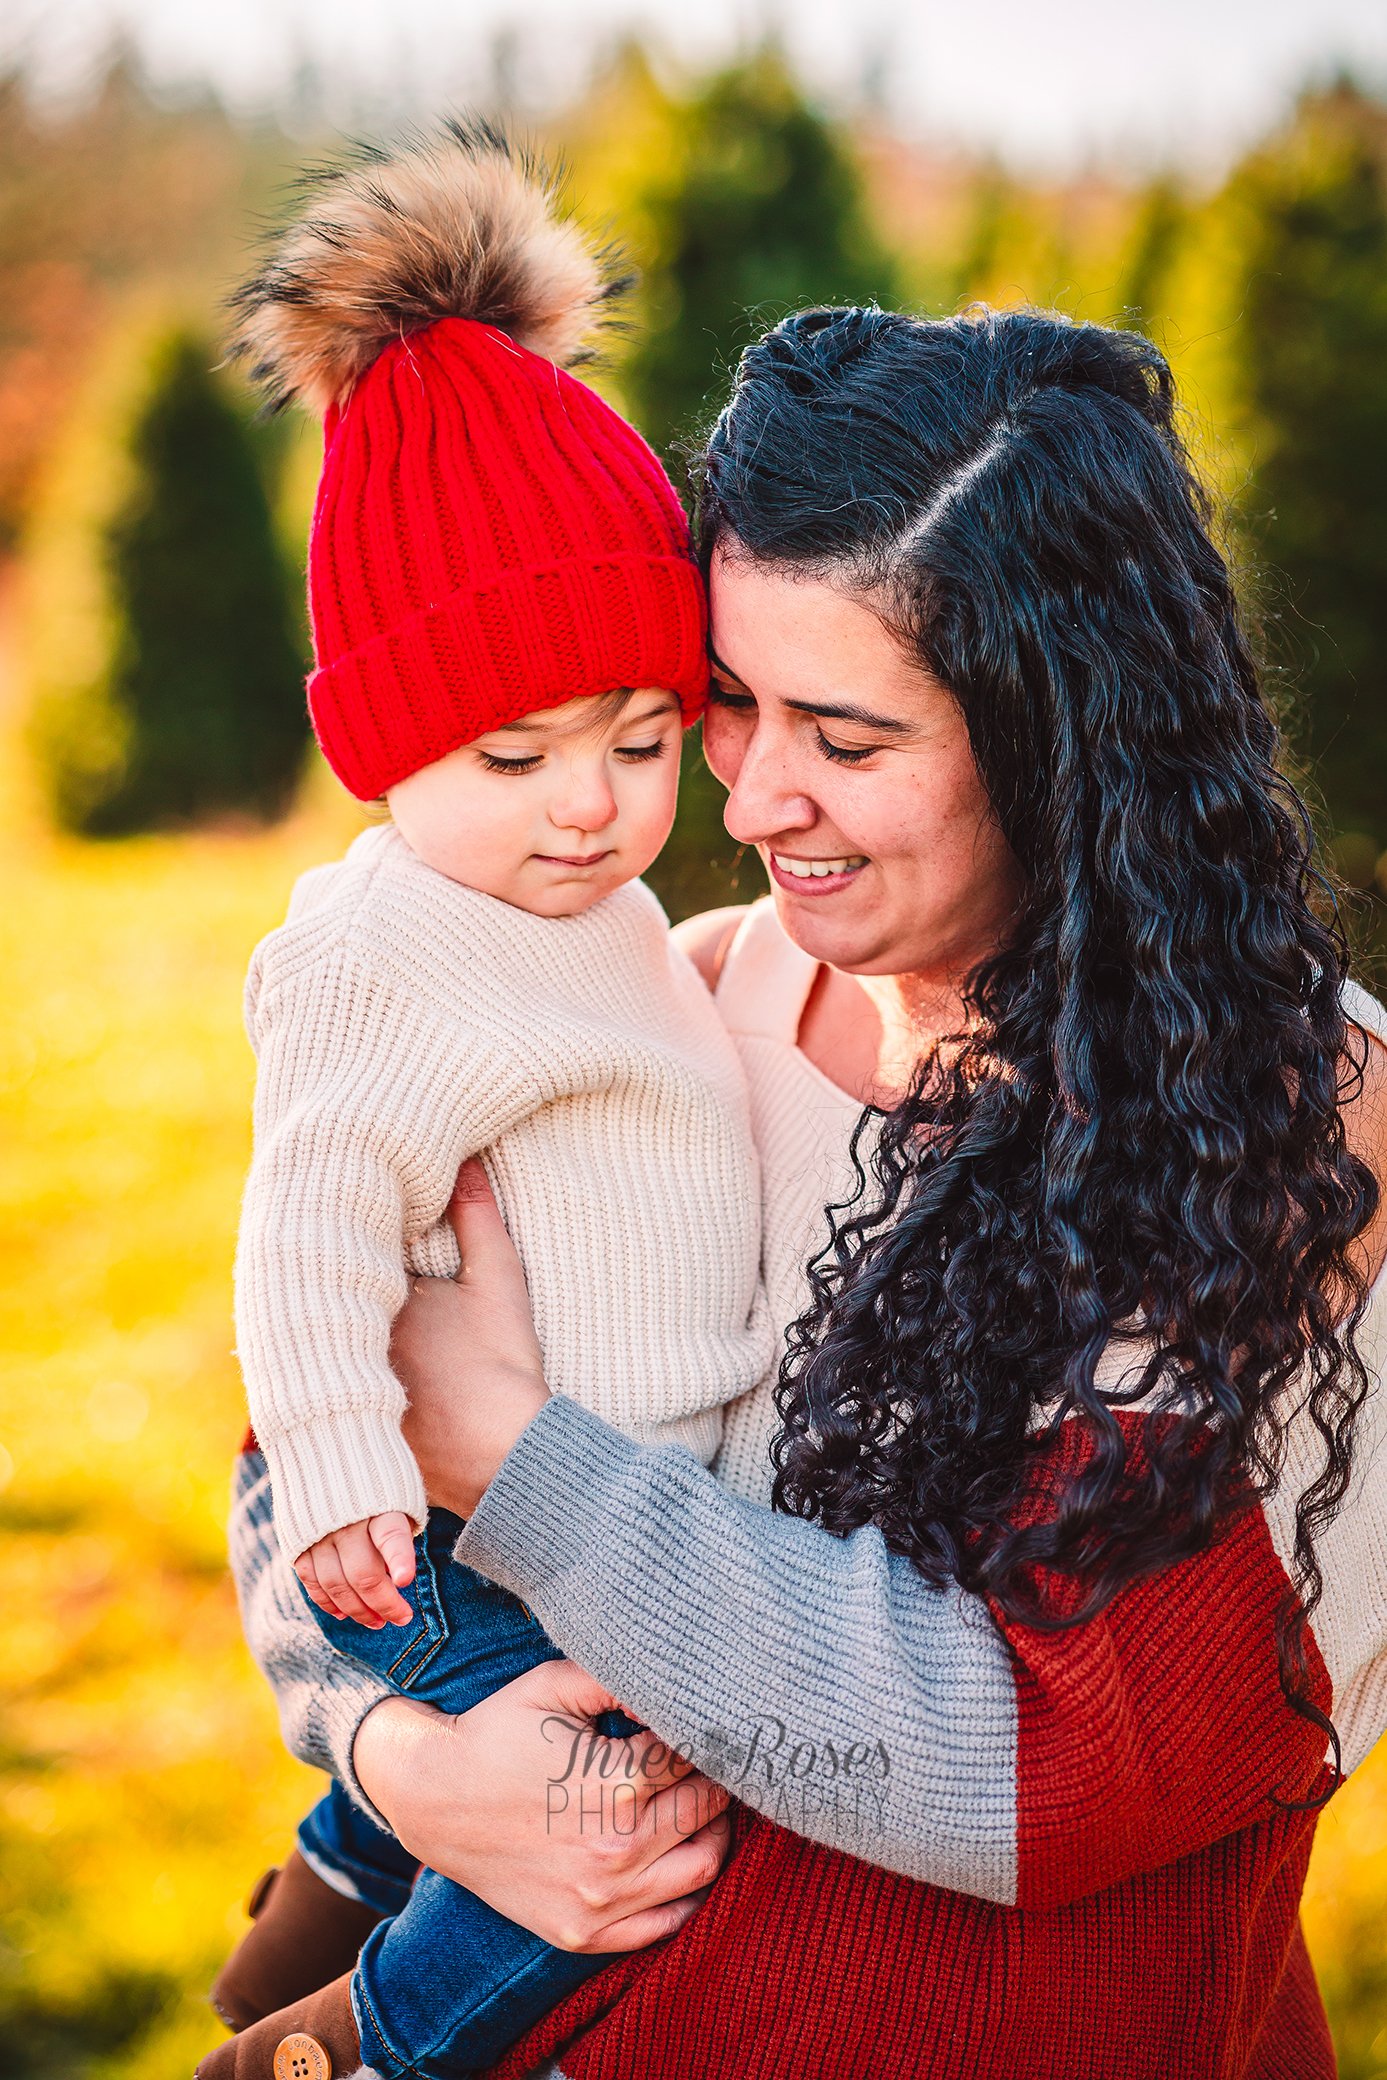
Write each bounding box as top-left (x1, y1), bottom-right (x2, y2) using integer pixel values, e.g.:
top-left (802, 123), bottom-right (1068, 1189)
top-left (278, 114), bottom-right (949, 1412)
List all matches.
top-left (310, 1532), bottom-right (388, 1629)
top-left (369, 1512), bottom-right (418, 1589)
top-left (293, 1548), bottom-right (349, 1622)
top-left (336, 1520), bottom-right (414, 1626)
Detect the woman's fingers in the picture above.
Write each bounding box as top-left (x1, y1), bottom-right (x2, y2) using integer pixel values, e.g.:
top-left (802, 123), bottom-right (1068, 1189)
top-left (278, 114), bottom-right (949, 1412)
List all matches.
top-left (568, 1888), bottom-right (710, 1954)
top-left (525, 1654), bottom-right (628, 1728)
top-left (521, 1664), bottom-right (701, 1818)
top-left (451, 1153), bottom-right (496, 1208)
top-left (529, 1692), bottom-right (720, 1830)
top-left (557, 1810), bottom-right (735, 1954)
top-left (392, 1176), bottom-right (550, 1516)
top-left (446, 1157), bottom-right (519, 1285)
top-left (350, 1663), bottom-right (734, 1962)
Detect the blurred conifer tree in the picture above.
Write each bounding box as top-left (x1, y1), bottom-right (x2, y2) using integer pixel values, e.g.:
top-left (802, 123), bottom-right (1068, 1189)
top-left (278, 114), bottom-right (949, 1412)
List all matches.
top-left (1117, 177), bottom-right (1187, 336)
top-left (953, 166), bottom-right (1024, 306)
top-left (1236, 81), bottom-right (1387, 864)
top-left (623, 46), bottom-right (899, 456)
top-left (27, 324), bottom-right (308, 835)
top-left (621, 48), bottom-right (897, 920)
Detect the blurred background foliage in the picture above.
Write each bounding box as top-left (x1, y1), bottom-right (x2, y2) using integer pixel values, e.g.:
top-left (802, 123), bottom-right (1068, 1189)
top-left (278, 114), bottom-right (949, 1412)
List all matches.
top-left (25, 317), bottom-right (307, 835)
top-left (1, 33), bottom-right (1387, 2079)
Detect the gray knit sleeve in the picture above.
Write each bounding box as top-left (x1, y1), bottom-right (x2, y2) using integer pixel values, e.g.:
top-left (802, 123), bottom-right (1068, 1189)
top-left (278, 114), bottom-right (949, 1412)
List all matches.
top-left (229, 1449), bottom-right (395, 1829)
top-left (451, 1395), bottom-right (1021, 1902)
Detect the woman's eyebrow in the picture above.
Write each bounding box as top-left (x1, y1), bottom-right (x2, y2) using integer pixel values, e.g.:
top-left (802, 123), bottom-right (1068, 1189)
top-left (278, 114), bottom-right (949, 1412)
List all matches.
top-left (784, 696), bottom-right (913, 735)
top-left (709, 647), bottom-right (909, 734)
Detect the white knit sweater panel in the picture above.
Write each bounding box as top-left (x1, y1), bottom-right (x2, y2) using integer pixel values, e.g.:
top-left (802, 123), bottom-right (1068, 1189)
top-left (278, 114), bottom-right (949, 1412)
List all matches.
top-left (235, 824), bottom-right (770, 1564)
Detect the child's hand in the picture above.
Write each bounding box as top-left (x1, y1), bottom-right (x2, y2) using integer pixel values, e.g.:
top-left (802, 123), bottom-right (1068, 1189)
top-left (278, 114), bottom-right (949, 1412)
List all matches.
top-left (295, 1513), bottom-right (418, 1627)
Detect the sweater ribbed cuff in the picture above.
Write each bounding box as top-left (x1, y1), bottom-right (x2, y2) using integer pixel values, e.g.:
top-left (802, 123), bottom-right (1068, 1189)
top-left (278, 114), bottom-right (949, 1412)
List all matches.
top-left (229, 1446), bottom-right (397, 1833)
top-left (266, 1409), bottom-right (429, 1564)
top-left (450, 1394), bottom-right (639, 1598)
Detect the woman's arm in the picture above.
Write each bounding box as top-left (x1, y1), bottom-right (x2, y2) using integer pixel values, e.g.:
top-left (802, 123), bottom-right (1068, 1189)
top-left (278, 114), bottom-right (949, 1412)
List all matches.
top-left (396, 1177), bottom-right (1017, 1898)
top-left (398, 1173), bottom-right (1387, 1913)
top-left (453, 1395), bottom-right (1021, 1900)
top-left (452, 1391), bottom-right (1368, 1910)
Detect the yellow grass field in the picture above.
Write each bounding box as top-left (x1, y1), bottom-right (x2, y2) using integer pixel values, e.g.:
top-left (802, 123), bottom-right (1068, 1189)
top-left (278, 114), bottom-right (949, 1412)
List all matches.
top-left (0, 645), bottom-right (1384, 2076)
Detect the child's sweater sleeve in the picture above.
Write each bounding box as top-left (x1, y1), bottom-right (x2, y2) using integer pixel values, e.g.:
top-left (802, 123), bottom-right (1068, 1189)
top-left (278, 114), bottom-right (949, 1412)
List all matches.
top-left (235, 931), bottom-right (531, 1563)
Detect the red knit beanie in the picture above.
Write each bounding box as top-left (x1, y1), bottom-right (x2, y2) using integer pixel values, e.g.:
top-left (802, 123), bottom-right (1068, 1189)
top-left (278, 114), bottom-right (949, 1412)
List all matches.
top-left (228, 123), bottom-right (708, 800)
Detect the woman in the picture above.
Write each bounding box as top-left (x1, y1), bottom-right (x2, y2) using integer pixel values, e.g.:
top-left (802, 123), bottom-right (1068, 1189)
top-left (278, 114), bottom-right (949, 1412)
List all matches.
top-left (223, 306), bottom-right (1387, 2077)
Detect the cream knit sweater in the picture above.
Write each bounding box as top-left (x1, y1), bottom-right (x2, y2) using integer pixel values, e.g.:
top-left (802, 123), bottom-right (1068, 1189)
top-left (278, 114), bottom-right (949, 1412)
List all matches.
top-left (234, 824), bottom-right (770, 1564)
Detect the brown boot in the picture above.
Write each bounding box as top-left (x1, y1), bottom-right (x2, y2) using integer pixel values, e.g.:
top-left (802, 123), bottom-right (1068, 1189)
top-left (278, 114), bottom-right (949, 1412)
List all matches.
top-left (210, 1852), bottom-right (388, 2032)
top-left (195, 1968), bottom-right (364, 2078)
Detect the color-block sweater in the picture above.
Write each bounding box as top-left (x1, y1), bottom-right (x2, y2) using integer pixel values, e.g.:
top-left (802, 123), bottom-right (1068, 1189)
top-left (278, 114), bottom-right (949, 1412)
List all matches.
top-left (234, 824), bottom-right (769, 1564)
top-left (229, 899), bottom-right (1387, 2078)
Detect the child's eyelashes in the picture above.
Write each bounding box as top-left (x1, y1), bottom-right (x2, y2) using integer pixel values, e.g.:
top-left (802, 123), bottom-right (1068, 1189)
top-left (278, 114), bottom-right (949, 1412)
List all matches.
top-left (477, 742), bottom-right (666, 775)
top-left (479, 751), bottom-right (542, 775)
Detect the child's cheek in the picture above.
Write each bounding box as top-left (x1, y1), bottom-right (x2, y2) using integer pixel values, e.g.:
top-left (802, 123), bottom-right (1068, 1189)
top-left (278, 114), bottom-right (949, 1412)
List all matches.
top-left (633, 759), bottom-right (682, 857)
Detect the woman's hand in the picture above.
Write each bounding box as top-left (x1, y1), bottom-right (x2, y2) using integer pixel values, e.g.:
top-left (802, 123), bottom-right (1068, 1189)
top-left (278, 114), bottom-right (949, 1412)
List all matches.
top-left (391, 1159), bottom-right (550, 1516)
top-left (353, 1661), bottom-right (734, 1952)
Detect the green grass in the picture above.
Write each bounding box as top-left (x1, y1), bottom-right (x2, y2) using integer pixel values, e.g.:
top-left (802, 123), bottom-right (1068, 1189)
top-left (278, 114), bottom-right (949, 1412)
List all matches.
top-left (0, 711), bottom-right (370, 2071)
top-left (0, 692), bottom-right (1383, 2077)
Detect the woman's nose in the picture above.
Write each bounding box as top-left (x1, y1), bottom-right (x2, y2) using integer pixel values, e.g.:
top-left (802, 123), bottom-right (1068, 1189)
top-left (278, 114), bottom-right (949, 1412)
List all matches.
top-left (720, 728), bottom-right (816, 846)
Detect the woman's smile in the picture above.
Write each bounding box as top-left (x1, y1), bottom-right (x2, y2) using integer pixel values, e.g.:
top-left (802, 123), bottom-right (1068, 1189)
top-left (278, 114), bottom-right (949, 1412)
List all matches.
top-left (766, 850), bottom-right (869, 893)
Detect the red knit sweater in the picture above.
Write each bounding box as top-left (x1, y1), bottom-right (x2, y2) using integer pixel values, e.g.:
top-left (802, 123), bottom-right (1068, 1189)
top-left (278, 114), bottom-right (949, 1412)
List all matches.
top-left (483, 1413), bottom-right (1340, 2079)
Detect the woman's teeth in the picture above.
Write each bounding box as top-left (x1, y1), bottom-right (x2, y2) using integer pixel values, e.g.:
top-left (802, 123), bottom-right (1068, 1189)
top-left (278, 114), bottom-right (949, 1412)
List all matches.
top-left (771, 854), bottom-right (867, 879)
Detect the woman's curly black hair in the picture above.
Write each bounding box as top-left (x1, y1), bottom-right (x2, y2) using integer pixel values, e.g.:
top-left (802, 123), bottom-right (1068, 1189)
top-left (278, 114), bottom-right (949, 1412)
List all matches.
top-left (695, 305), bottom-right (1378, 1779)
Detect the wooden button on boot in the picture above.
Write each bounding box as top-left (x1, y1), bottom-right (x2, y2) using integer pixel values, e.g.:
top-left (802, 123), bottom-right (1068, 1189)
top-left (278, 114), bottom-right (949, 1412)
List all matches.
top-left (195, 1966), bottom-right (358, 2080)
top-left (273, 2034), bottom-right (332, 2080)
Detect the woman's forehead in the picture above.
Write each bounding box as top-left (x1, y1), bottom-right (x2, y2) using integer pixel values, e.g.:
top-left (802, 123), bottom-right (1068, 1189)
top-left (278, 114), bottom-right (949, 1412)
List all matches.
top-left (709, 550), bottom-right (944, 716)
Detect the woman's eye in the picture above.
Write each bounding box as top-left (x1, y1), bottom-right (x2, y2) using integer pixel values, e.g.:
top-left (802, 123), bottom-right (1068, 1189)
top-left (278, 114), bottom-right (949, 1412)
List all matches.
top-left (615, 741), bottom-right (666, 763)
top-left (816, 731), bottom-right (877, 765)
top-left (479, 751), bottom-right (543, 775)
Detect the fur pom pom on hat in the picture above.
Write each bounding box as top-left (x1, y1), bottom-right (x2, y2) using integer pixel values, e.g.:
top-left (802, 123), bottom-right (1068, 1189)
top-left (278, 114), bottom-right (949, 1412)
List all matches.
top-left (227, 119), bottom-right (707, 799)
top-left (228, 118), bottom-right (629, 415)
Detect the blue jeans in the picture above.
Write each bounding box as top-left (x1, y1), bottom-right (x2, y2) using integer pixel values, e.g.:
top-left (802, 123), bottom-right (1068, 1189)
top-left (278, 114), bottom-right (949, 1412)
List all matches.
top-left (300, 1508), bottom-right (642, 2078)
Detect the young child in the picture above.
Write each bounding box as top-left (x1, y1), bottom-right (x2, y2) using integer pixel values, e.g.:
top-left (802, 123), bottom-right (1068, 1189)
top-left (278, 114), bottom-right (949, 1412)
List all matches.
top-left (200, 125), bottom-right (770, 2080)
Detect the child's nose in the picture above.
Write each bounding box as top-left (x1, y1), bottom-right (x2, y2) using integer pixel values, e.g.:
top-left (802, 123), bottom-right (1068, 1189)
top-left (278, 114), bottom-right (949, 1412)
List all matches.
top-left (552, 763), bottom-right (619, 833)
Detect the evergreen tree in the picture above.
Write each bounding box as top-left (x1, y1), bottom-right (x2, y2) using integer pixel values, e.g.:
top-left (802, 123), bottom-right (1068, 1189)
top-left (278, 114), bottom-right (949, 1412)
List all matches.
top-left (953, 165), bottom-right (1022, 307)
top-left (622, 50), bottom-right (897, 920)
top-left (28, 323), bottom-right (308, 835)
top-left (1236, 82), bottom-right (1387, 860)
top-left (623, 48), bottom-right (899, 460)
top-left (1117, 176), bottom-right (1186, 336)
